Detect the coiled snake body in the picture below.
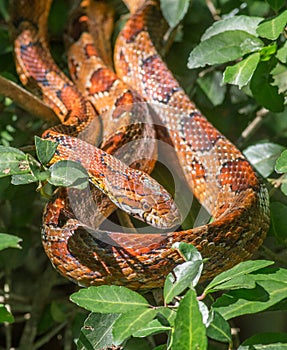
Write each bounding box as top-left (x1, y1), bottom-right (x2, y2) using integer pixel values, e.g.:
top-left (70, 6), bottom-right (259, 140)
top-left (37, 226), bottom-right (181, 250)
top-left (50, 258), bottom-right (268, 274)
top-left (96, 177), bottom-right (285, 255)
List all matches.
top-left (11, 0), bottom-right (270, 290)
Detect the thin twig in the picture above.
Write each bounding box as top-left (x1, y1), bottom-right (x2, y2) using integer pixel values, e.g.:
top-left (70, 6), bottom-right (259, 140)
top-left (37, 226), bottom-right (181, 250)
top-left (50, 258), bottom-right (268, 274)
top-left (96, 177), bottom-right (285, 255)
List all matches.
top-left (237, 108), bottom-right (269, 147)
top-left (0, 75), bottom-right (58, 123)
top-left (33, 321), bottom-right (68, 350)
top-left (205, 0), bottom-right (221, 20)
top-left (18, 266), bottom-right (58, 350)
top-left (260, 245), bottom-right (287, 267)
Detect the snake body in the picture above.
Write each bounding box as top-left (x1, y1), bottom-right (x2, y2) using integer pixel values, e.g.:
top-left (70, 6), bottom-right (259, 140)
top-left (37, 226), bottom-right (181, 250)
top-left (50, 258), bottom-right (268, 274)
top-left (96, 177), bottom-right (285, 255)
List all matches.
top-left (11, 0), bottom-right (270, 290)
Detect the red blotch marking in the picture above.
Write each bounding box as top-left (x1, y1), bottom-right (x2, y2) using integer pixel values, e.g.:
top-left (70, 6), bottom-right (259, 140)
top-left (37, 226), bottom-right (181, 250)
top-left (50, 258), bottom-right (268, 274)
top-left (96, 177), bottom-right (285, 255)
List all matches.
top-left (88, 67), bottom-right (116, 94)
top-left (112, 91), bottom-right (134, 119)
top-left (218, 159), bottom-right (259, 191)
top-left (141, 55), bottom-right (179, 103)
top-left (84, 43), bottom-right (98, 58)
top-left (59, 85), bottom-right (85, 121)
top-left (121, 14), bottom-right (145, 42)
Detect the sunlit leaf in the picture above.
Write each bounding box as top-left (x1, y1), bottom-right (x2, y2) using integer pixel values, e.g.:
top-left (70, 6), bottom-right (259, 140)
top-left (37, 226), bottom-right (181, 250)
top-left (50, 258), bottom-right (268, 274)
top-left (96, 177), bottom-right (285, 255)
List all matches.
top-left (224, 53), bottom-right (260, 89)
top-left (188, 31), bottom-right (264, 69)
top-left (70, 286), bottom-right (149, 313)
top-left (173, 289), bottom-right (207, 350)
top-left (257, 10), bottom-right (287, 40)
top-left (201, 15), bottom-right (263, 41)
top-left (0, 233), bottom-right (22, 251)
top-left (160, 0), bottom-right (190, 28)
top-left (77, 313), bottom-right (120, 350)
top-left (243, 142), bottom-right (285, 177)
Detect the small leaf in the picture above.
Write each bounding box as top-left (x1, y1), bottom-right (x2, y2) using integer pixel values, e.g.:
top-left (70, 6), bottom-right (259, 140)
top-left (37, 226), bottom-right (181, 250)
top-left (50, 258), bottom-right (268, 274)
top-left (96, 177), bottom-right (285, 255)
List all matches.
top-left (173, 289), bottom-right (207, 350)
top-left (48, 160), bottom-right (89, 189)
top-left (35, 136), bottom-right (58, 165)
top-left (172, 242), bottom-right (202, 262)
top-left (160, 0), bottom-right (190, 28)
top-left (157, 306), bottom-right (177, 326)
top-left (243, 142), bottom-right (285, 177)
top-left (272, 62), bottom-right (287, 94)
top-left (112, 308), bottom-right (157, 344)
top-left (213, 267), bottom-right (287, 320)
top-left (0, 304), bottom-right (14, 323)
top-left (0, 233), bottom-right (22, 251)
top-left (207, 311), bottom-right (231, 343)
top-left (11, 173), bottom-right (38, 185)
top-left (277, 42), bottom-right (287, 63)
top-left (201, 15), bottom-right (263, 41)
top-left (70, 286), bottom-right (149, 313)
top-left (197, 71), bottom-right (226, 105)
top-left (257, 10), bottom-right (287, 40)
top-left (260, 43), bottom-right (277, 61)
top-left (188, 31), bottom-right (264, 69)
top-left (132, 318), bottom-right (171, 338)
top-left (0, 146), bottom-right (29, 178)
top-left (204, 260), bottom-right (274, 295)
top-left (77, 313), bottom-right (120, 350)
top-left (224, 53), bottom-right (260, 89)
top-left (275, 149), bottom-right (287, 173)
top-left (266, 0), bottom-right (286, 11)
top-left (209, 275), bottom-right (256, 292)
top-left (239, 332), bottom-right (287, 349)
top-left (250, 60), bottom-right (284, 113)
top-left (270, 202), bottom-right (287, 245)
top-left (164, 260), bottom-right (203, 304)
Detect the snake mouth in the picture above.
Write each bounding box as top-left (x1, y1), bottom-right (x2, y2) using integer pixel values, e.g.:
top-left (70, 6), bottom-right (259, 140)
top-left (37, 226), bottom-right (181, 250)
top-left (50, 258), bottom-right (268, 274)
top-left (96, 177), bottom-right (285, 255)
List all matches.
top-left (147, 203), bottom-right (182, 230)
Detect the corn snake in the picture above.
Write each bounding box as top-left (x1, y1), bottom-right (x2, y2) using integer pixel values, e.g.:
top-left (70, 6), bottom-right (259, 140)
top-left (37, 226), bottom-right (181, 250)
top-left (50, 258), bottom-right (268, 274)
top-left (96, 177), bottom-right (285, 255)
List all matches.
top-left (11, 0), bottom-right (270, 290)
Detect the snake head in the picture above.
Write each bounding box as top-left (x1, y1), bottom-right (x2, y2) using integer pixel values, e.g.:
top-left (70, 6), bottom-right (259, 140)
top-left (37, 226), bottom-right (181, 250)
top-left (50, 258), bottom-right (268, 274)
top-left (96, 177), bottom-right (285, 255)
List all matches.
top-left (125, 172), bottom-right (181, 230)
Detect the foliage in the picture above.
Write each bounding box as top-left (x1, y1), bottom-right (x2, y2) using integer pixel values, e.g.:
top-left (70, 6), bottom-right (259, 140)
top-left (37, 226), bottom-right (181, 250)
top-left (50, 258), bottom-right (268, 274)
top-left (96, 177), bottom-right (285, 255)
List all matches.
top-left (0, 0), bottom-right (287, 349)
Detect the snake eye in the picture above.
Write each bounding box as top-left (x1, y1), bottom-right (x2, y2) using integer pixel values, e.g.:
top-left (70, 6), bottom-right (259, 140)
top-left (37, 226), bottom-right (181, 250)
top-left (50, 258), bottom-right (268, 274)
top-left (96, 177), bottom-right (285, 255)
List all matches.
top-left (142, 201), bottom-right (152, 212)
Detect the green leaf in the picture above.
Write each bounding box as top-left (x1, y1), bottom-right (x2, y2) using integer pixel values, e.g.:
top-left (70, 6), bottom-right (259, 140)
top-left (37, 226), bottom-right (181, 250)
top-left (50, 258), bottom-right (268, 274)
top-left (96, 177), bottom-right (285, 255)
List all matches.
top-left (0, 146), bottom-right (29, 178)
top-left (173, 289), bottom-right (207, 350)
top-left (0, 304), bottom-right (14, 323)
top-left (157, 306), bottom-right (177, 326)
top-left (276, 149), bottom-right (287, 173)
top-left (270, 202), bottom-right (287, 244)
top-left (0, 233), bottom-right (22, 251)
top-left (260, 43), bottom-right (277, 61)
top-left (35, 136), bottom-right (58, 165)
top-left (206, 311), bottom-right (231, 343)
top-left (272, 62), bottom-right (287, 94)
top-left (164, 260), bottom-right (203, 304)
top-left (11, 173), bottom-right (38, 185)
top-left (277, 42), bottom-right (287, 63)
top-left (208, 275), bottom-right (256, 292)
top-left (201, 15), bottom-right (263, 41)
top-left (172, 242), bottom-right (202, 262)
top-left (132, 307), bottom-right (176, 337)
top-left (280, 178), bottom-right (287, 196)
top-left (197, 71), bottom-right (226, 105)
top-left (224, 53), bottom-right (260, 89)
top-left (250, 60), bottom-right (284, 113)
top-left (213, 267), bottom-right (287, 320)
top-left (132, 318), bottom-right (171, 337)
top-left (243, 142), bottom-right (285, 177)
top-left (160, 0), bottom-right (190, 28)
top-left (204, 260), bottom-right (274, 295)
top-left (70, 286), bottom-right (149, 313)
top-left (266, 0), bottom-right (286, 11)
top-left (112, 308), bottom-right (157, 344)
top-left (188, 31), bottom-right (264, 69)
top-left (257, 10), bottom-right (287, 40)
top-left (48, 160), bottom-right (89, 190)
top-left (239, 332), bottom-right (287, 349)
top-left (77, 313), bottom-right (120, 350)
